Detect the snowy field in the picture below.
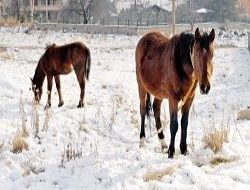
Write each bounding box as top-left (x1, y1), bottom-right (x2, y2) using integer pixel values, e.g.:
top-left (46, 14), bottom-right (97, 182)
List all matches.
top-left (0, 27), bottom-right (249, 189)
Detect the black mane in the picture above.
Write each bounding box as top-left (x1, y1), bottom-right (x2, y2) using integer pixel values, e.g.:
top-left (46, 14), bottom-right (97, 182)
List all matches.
top-left (174, 32), bottom-right (195, 80)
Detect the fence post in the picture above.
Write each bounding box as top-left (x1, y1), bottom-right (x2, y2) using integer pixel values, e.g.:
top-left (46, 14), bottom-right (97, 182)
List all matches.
top-left (118, 18), bottom-right (119, 26)
top-left (248, 32), bottom-right (250, 50)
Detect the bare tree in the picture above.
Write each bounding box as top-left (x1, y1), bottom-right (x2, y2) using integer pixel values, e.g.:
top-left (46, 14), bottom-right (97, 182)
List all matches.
top-left (10, 0), bottom-right (22, 18)
top-left (68, 0), bottom-right (95, 24)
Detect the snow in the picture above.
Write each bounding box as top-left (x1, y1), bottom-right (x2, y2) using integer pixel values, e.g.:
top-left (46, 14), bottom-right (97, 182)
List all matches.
top-left (196, 8), bottom-right (214, 14)
top-left (0, 27), bottom-right (250, 189)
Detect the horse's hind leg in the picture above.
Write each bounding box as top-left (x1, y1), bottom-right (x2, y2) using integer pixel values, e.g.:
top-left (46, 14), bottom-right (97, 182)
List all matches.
top-left (138, 85), bottom-right (147, 148)
top-left (74, 66), bottom-right (85, 108)
top-left (45, 75), bottom-right (53, 109)
top-left (54, 75), bottom-right (64, 107)
top-left (153, 98), bottom-right (167, 153)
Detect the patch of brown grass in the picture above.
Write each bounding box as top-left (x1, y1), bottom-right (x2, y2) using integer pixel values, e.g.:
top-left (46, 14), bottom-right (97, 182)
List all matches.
top-left (203, 125), bottom-right (230, 153)
top-left (12, 132), bottom-right (29, 153)
top-left (143, 163), bottom-right (180, 182)
top-left (0, 47), bottom-right (14, 60)
top-left (0, 17), bottom-right (20, 27)
top-left (0, 17), bottom-right (32, 27)
top-left (210, 155), bottom-right (237, 166)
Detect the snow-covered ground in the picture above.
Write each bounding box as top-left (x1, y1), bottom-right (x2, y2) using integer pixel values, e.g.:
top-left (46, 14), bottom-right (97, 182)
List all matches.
top-left (0, 27), bottom-right (249, 189)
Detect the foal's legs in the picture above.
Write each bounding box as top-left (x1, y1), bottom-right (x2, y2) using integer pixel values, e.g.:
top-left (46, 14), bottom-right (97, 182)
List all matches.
top-left (168, 98), bottom-right (178, 158)
top-left (153, 98), bottom-right (167, 152)
top-left (74, 66), bottom-right (85, 108)
top-left (138, 85), bottom-right (147, 147)
top-left (45, 75), bottom-right (53, 109)
top-left (180, 95), bottom-right (195, 155)
top-left (54, 75), bottom-right (64, 107)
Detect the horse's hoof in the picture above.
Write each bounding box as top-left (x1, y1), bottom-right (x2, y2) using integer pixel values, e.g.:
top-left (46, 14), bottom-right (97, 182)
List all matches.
top-left (77, 104), bottom-right (84, 108)
top-left (44, 104), bottom-right (51, 110)
top-left (181, 149), bottom-right (189, 155)
top-left (139, 138), bottom-right (145, 148)
top-left (58, 101), bottom-right (64, 107)
top-left (180, 144), bottom-right (187, 155)
top-left (160, 139), bottom-right (168, 153)
top-left (168, 147), bottom-right (175, 159)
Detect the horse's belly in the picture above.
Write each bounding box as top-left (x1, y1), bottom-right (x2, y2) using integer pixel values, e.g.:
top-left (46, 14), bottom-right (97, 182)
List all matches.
top-left (58, 64), bottom-right (73, 75)
top-left (140, 73), bottom-right (169, 99)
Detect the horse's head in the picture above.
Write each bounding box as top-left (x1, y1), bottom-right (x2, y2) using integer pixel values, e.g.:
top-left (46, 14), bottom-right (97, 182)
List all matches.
top-left (192, 28), bottom-right (215, 95)
top-left (30, 77), bottom-right (42, 103)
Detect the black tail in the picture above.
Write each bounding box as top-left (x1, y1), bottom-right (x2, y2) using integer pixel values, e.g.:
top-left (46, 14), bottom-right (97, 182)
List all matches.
top-left (145, 93), bottom-right (152, 118)
top-left (85, 48), bottom-right (91, 80)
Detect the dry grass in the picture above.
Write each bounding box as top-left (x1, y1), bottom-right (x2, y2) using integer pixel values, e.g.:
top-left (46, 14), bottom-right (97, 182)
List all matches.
top-left (11, 97), bottom-right (30, 153)
top-left (30, 100), bottom-right (39, 138)
top-left (42, 108), bottom-right (51, 132)
top-left (0, 141), bottom-right (4, 152)
top-left (210, 155), bottom-right (237, 166)
top-left (237, 109), bottom-right (250, 120)
top-left (19, 97), bottom-right (29, 137)
top-left (60, 143), bottom-right (83, 167)
top-left (0, 17), bottom-right (20, 27)
top-left (0, 47), bottom-right (14, 60)
top-left (78, 114), bottom-right (88, 133)
top-left (143, 163), bottom-right (181, 182)
top-left (22, 159), bottom-right (45, 176)
top-left (202, 124), bottom-right (230, 153)
top-left (0, 17), bottom-right (32, 27)
top-left (12, 131), bottom-right (29, 153)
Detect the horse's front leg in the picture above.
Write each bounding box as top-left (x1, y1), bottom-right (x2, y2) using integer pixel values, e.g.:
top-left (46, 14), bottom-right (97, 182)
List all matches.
top-left (54, 75), bottom-right (64, 107)
top-left (180, 95), bottom-right (195, 155)
top-left (45, 75), bottom-right (53, 109)
top-left (168, 98), bottom-right (178, 158)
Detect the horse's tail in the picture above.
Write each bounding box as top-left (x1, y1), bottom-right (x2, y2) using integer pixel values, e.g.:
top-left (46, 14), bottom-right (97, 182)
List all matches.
top-left (145, 93), bottom-right (152, 118)
top-left (84, 47), bottom-right (91, 80)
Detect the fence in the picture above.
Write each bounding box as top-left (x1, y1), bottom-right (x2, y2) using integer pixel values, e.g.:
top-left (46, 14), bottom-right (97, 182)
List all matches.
top-left (34, 22), bottom-right (250, 35)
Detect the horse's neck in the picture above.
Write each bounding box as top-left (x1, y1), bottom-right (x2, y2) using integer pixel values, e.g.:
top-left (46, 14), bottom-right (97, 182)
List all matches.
top-left (33, 61), bottom-right (45, 88)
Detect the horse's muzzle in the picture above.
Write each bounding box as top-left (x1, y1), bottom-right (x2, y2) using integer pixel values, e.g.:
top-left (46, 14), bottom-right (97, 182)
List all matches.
top-left (200, 84), bottom-right (210, 95)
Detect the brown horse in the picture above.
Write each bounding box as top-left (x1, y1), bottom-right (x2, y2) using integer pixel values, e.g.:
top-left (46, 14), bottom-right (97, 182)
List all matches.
top-left (136, 28), bottom-right (215, 158)
top-left (31, 42), bottom-right (91, 108)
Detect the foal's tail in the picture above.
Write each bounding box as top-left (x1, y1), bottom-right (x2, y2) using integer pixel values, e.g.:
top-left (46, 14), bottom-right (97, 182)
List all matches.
top-left (145, 93), bottom-right (152, 118)
top-left (85, 47), bottom-right (91, 80)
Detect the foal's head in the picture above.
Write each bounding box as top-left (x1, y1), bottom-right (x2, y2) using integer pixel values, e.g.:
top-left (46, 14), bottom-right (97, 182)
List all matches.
top-left (192, 28), bottom-right (215, 95)
top-left (30, 78), bottom-right (42, 103)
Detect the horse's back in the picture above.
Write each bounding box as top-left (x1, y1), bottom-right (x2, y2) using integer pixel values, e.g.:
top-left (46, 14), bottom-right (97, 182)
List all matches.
top-left (136, 31), bottom-right (169, 60)
top-left (41, 41), bottom-right (90, 75)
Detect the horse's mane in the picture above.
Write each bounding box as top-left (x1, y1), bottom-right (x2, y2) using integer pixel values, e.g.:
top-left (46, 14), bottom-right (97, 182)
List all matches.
top-left (173, 32), bottom-right (195, 80)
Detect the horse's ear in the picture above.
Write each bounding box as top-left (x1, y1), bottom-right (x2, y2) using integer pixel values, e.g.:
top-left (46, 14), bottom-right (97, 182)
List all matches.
top-left (195, 28), bottom-right (201, 42)
top-left (209, 28), bottom-right (215, 42)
